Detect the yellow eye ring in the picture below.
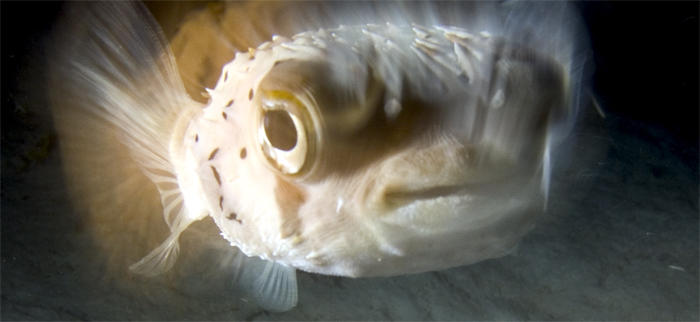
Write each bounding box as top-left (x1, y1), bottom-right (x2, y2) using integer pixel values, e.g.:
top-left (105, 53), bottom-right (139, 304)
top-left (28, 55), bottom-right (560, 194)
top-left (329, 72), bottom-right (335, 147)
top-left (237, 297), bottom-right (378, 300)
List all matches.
top-left (256, 90), bottom-right (316, 176)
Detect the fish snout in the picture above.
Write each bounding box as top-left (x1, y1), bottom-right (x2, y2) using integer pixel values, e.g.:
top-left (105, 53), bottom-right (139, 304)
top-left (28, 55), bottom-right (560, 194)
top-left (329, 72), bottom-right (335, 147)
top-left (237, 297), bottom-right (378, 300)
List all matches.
top-left (366, 134), bottom-right (513, 210)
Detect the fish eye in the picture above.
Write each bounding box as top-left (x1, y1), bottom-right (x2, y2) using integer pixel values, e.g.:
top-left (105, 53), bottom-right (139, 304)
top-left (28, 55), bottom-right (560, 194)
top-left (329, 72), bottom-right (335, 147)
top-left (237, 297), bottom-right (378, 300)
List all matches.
top-left (257, 91), bottom-right (313, 176)
top-left (263, 110), bottom-right (297, 151)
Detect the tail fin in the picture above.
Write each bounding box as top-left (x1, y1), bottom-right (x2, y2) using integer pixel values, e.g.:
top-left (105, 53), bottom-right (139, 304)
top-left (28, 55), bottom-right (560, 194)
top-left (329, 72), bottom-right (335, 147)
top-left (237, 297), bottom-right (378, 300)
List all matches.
top-left (48, 2), bottom-right (204, 276)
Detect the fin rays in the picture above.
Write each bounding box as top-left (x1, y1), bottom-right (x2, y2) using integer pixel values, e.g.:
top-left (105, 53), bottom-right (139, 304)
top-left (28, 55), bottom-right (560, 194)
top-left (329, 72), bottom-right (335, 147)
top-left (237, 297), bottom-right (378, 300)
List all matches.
top-left (129, 227), bottom-right (184, 276)
top-left (253, 261), bottom-right (298, 312)
top-left (49, 2), bottom-right (199, 277)
top-left (227, 253), bottom-right (298, 312)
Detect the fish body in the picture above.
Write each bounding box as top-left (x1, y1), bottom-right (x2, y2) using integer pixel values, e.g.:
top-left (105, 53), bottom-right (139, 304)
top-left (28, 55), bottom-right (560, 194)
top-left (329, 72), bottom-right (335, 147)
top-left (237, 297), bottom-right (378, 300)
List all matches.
top-left (49, 1), bottom-right (588, 311)
top-left (186, 24), bottom-right (565, 277)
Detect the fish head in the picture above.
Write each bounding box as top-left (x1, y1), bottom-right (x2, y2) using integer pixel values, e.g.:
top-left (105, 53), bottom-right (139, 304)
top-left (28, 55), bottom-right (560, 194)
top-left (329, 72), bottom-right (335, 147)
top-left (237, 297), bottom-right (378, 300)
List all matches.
top-left (187, 25), bottom-right (569, 277)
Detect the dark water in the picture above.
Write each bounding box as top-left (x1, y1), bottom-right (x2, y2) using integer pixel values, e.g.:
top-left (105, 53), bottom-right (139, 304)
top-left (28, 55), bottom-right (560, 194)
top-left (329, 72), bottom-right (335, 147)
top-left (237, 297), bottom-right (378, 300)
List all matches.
top-left (2, 2), bottom-right (697, 320)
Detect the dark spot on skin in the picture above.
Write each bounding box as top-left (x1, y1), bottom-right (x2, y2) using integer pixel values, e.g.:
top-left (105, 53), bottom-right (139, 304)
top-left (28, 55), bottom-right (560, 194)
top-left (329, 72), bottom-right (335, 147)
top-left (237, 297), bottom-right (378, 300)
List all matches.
top-left (195, 134), bottom-right (199, 142)
top-left (249, 89), bottom-right (254, 100)
top-left (240, 147), bottom-right (247, 159)
top-left (227, 212), bottom-right (242, 224)
top-left (208, 148), bottom-right (219, 161)
top-left (222, 112), bottom-right (227, 120)
top-left (226, 99), bottom-right (234, 107)
top-left (273, 61), bottom-right (281, 67)
top-left (211, 166), bottom-right (221, 186)
top-left (223, 71), bottom-right (228, 82)
top-left (219, 196), bottom-right (224, 211)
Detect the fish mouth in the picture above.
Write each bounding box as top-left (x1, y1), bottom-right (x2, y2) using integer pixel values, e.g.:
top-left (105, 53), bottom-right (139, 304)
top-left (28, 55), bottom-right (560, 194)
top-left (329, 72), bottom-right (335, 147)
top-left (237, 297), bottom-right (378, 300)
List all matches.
top-left (382, 184), bottom-right (469, 202)
top-left (365, 133), bottom-right (525, 209)
top-left (380, 176), bottom-right (514, 204)
top-left (374, 170), bottom-right (535, 213)
top-left (366, 137), bottom-right (480, 208)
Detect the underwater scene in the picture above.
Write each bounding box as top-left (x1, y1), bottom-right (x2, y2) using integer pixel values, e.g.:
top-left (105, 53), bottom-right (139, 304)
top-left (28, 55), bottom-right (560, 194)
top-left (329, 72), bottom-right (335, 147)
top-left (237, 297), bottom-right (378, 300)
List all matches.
top-left (2, 1), bottom-right (698, 320)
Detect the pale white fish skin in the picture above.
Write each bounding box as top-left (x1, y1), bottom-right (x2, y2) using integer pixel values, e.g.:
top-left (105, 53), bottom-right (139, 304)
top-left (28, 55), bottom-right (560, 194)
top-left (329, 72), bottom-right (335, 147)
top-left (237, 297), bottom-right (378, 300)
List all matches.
top-left (183, 10), bottom-right (583, 277)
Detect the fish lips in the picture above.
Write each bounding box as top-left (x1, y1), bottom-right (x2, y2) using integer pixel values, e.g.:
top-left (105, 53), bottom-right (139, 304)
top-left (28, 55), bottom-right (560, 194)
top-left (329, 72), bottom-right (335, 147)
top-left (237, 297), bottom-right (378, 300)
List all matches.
top-left (364, 133), bottom-right (533, 211)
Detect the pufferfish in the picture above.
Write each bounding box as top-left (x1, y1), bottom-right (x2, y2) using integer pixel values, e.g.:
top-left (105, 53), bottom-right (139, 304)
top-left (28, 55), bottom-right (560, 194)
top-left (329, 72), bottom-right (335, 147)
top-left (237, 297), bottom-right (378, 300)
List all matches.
top-left (49, 1), bottom-right (589, 312)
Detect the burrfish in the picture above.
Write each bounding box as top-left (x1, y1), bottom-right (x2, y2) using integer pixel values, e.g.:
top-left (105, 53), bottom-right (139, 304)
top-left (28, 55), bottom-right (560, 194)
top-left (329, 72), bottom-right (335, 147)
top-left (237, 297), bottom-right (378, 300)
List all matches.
top-left (49, 1), bottom-right (589, 312)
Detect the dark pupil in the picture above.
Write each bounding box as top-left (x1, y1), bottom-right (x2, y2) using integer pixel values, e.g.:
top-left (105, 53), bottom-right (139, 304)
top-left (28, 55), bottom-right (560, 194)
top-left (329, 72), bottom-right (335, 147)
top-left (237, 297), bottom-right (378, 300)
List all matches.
top-left (264, 110), bottom-right (297, 151)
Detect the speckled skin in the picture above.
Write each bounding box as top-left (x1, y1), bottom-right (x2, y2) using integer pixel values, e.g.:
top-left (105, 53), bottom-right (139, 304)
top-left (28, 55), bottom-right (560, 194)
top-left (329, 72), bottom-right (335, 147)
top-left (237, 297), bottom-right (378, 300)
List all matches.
top-left (181, 23), bottom-right (569, 277)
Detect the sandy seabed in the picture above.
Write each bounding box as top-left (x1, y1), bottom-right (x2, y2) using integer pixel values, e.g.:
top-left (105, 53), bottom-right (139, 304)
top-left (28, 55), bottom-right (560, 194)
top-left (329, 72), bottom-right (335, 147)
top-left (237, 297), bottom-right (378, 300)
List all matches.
top-left (2, 2), bottom-right (698, 320)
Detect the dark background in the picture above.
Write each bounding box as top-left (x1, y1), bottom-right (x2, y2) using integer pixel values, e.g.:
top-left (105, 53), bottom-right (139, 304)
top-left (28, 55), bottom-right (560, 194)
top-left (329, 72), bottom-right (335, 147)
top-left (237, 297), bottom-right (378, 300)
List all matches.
top-left (580, 1), bottom-right (698, 146)
top-left (2, 1), bottom-right (698, 146)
